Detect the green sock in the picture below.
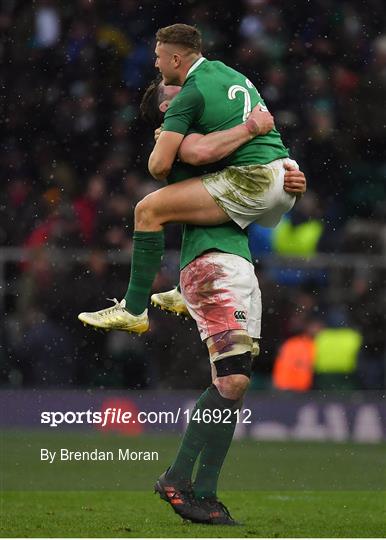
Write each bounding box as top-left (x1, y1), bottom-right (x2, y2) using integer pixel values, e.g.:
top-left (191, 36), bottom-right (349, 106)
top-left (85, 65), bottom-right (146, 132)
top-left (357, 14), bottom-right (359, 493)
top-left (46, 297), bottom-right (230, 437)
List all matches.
top-left (124, 230), bottom-right (164, 315)
top-left (193, 406), bottom-right (239, 499)
top-left (167, 385), bottom-right (238, 487)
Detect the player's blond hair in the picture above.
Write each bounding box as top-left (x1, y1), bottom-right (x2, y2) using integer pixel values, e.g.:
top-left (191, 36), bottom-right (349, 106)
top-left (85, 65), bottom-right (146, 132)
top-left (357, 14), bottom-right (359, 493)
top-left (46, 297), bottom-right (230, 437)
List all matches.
top-left (156, 24), bottom-right (202, 53)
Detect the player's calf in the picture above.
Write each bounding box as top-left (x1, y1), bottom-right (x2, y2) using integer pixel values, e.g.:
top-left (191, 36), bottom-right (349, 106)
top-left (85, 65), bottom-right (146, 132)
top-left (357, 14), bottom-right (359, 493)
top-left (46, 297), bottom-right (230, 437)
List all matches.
top-left (192, 342), bottom-right (254, 522)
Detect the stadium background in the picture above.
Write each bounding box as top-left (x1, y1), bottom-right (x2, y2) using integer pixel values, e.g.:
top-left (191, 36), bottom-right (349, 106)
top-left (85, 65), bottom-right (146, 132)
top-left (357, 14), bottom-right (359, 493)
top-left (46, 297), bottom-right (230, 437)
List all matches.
top-left (1, 0), bottom-right (385, 391)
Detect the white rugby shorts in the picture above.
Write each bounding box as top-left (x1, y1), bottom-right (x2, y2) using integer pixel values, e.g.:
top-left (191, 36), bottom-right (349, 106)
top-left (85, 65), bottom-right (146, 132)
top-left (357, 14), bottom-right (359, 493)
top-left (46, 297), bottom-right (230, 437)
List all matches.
top-left (202, 158), bottom-right (299, 229)
top-left (180, 252), bottom-right (261, 341)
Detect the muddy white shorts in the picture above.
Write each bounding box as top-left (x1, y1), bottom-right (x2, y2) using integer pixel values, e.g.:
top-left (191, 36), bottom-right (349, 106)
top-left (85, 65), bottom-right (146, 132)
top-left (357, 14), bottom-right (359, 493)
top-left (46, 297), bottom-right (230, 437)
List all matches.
top-left (180, 252), bottom-right (261, 341)
top-left (202, 158), bottom-right (298, 229)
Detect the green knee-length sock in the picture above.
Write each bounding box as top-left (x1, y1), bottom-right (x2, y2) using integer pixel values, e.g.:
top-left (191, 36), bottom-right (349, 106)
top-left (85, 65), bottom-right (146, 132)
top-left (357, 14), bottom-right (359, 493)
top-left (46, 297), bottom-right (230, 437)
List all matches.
top-left (193, 410), bottom-right (238, 499)
top-left (166, 385), bottom-right (238, 487)
top-left (124, 230), bottom-right (164, 315)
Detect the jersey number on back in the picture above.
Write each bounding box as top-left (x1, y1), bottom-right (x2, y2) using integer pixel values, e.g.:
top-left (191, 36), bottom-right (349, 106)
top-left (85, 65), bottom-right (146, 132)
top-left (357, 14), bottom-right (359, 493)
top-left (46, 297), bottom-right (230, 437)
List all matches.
top-left (228, 79), bottom-right (266, 121)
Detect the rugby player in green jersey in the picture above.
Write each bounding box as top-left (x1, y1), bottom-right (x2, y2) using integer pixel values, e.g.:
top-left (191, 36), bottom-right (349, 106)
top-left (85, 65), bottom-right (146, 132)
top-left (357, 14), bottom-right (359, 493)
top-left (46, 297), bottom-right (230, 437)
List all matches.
top-left (79, 23), bottom-right (304, 336)
top-left (145, 80), bottom-right (305, 526)
top-left (80, 75), bottom-right (306, 524)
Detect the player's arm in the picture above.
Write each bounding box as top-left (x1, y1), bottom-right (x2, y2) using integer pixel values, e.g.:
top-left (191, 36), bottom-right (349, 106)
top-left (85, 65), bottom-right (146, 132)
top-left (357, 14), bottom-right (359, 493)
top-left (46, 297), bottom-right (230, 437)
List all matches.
top-left (148, 131), bottom-right (184, 180)
top-left (149, 83), bottom-right (204, 180)
top-left (178, 106), bottom-right (274, 166)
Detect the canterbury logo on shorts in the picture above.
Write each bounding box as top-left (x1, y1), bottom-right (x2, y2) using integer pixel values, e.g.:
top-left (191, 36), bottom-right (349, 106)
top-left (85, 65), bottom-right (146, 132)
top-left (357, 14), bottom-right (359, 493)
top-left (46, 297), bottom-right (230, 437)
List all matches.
top-left (233, 310), bottom-right (246, 321)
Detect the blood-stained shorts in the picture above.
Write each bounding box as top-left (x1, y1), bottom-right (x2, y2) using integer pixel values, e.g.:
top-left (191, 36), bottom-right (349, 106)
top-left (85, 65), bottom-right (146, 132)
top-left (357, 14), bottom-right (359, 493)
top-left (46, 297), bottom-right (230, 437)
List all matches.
top-left (180, 252), bottom-right (261, 342)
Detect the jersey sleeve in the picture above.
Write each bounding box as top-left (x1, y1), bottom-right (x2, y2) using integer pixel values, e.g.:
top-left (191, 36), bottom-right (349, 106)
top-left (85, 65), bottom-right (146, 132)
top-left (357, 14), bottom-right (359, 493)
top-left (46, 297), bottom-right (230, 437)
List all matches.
top-left (162, 82), bottom-right (204, 135)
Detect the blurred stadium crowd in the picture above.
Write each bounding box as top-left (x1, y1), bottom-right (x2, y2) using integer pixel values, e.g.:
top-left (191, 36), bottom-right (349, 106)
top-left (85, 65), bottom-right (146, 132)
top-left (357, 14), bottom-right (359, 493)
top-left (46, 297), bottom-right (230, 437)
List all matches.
top-left (1, 0), bottom-right (385, 390)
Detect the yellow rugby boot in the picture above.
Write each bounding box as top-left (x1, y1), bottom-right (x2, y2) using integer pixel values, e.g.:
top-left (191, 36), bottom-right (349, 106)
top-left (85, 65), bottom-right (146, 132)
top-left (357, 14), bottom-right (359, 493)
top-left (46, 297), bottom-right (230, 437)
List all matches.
top-left (151, 287), bottom-right (191, 318)
top-left (78, 298), bottom-right (149, 334)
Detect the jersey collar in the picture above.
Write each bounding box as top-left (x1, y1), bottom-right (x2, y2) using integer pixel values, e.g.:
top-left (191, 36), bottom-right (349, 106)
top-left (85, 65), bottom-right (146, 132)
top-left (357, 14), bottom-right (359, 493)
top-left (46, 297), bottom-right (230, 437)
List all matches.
top-left (186, 57), bottom-right (207, 80)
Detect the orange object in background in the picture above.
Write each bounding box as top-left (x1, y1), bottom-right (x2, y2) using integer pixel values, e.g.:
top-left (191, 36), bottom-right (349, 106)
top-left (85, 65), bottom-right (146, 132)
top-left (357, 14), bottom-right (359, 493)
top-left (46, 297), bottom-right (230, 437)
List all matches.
top-left (273, 335), bottom-right (316, 392)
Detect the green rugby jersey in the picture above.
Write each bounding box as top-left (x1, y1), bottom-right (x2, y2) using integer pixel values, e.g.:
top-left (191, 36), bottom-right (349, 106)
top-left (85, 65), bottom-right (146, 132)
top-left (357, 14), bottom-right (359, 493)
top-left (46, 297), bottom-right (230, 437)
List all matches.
top-left (163, 57), bottom-right (289, 166)
top-left (167, 161), bottom-right (252, 269)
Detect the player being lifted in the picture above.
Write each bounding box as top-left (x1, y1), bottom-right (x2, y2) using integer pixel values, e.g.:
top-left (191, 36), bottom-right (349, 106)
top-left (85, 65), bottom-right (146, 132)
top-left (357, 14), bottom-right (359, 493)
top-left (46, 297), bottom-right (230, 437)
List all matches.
top-left (147, 77), bottom-right (304, 320)
top-left (79, 23), bottom-right (302, 333)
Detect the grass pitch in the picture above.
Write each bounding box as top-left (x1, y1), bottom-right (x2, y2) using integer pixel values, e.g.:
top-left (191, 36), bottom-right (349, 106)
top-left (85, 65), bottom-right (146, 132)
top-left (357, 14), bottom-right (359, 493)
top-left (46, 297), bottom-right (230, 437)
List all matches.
top-left (1, 431), bottom-right (385, 537)
top-left (2, 490), bottom-right (385, 537)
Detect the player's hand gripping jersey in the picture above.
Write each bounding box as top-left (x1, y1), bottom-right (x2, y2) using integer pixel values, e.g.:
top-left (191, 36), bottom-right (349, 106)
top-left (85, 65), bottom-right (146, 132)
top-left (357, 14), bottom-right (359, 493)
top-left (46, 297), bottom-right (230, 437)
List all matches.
top-left (163, 58), bottom-right (297, 229)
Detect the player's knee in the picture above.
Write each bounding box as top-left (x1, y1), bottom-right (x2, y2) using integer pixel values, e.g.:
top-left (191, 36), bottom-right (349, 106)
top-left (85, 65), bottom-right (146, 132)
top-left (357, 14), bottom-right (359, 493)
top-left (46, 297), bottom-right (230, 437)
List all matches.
top-left (215, 373), bottom-right (250, 400)
top-left (212, 350), bottom-right (253, 400)
top-left (134, 195), bottom-right (157, 229)
top-left (206, 330), bottom-right (253, 362)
